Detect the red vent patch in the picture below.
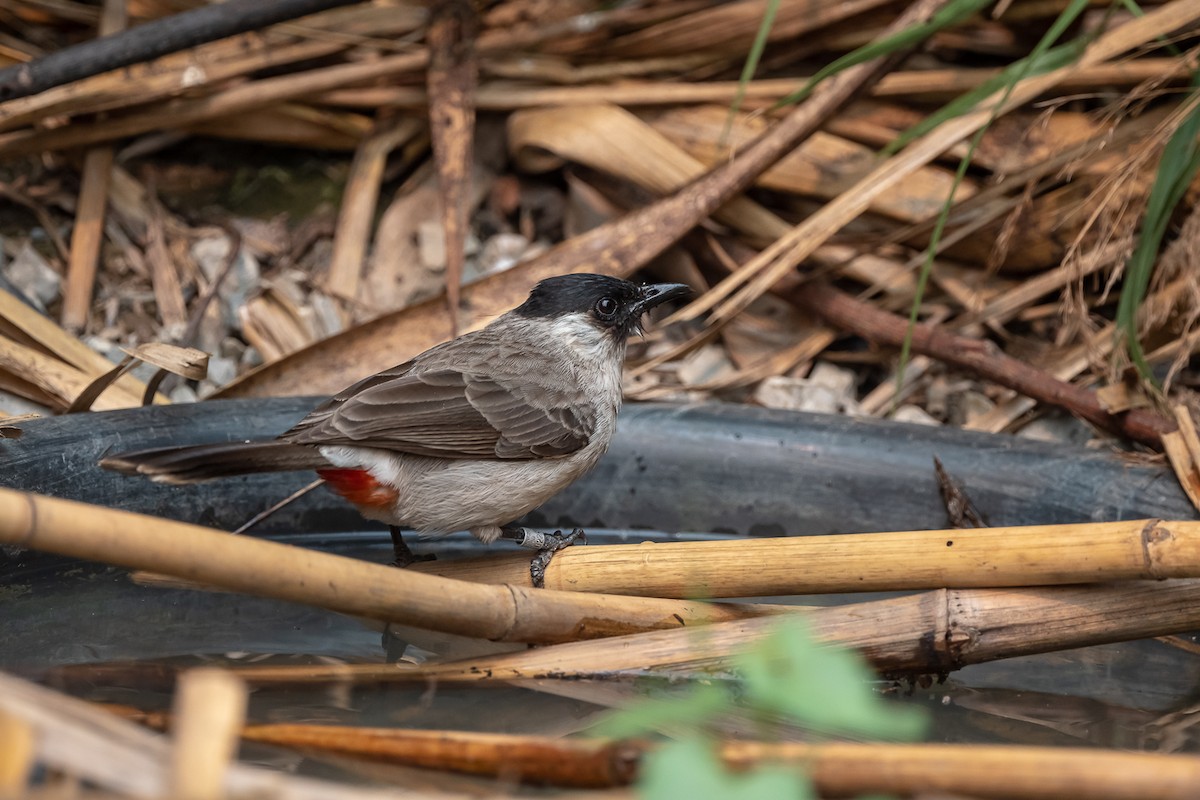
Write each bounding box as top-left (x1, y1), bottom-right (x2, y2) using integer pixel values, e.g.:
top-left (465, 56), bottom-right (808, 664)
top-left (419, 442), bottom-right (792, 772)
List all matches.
top-left (317, 468), bottom-right (400, 509)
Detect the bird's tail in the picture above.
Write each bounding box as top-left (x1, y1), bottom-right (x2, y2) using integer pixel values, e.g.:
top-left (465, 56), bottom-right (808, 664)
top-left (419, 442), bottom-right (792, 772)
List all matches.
top-left (101, 441), bottom-right (325, 484)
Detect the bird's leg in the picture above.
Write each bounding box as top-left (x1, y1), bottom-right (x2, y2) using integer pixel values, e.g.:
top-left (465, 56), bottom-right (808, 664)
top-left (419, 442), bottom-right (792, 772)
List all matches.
top-left (380, 624), bottom-right (410, 663)
top-left (389, 526), bottom-right (435, 567)
top-left (499, 526), bottom-right (586, 588)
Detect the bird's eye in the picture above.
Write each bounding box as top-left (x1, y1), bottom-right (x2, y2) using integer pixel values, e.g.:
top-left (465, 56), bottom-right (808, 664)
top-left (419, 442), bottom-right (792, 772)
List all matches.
top-left (594, 296), bottom-right (619, 319)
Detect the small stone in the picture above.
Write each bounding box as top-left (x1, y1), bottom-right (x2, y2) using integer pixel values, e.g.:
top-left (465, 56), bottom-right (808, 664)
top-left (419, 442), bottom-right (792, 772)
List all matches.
top-left (677, 344), bottom-right (734, 386)
top-left (417, 221), bottom-right (446, 271)
top-left (204, 355), bottom-right (238, 388)
top-left (308, 292), bottom-right (344, 339)
top-left (169, 384), bottom-right (199, 404)
top-left (218, 336), bottom-right (246, 361)
top-left (892, 405), bottom-right (941, 426)
top-left (754, 361), bottom-right (859, 415)
top-left (240, 346), bottom-right (263, 370)
top-left (1016, 412), bottom-right (1092, 444)
top-left (477, 233), bottom-right (531, 275)
top-left (4, 242), bottom-right (60, 311)
top-left (191, 236), bottom-right (260, 321)
top-left (958, 390), bottom-right (996, 426)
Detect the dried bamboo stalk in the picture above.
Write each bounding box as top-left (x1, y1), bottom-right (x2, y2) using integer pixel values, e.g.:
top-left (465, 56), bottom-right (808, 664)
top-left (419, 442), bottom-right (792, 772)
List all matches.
top-left (0, 708), bottom-right (35, 796)
top-left (0, 672), bottom-right (453, 800)
top-left (325, 117), bottom-right (423, 302)
top-left (0, 50), bottom-right (428, 158)
top-left (59, 0), bottom-right (124, 333)
top-left (228, 580), bottom-right (1200, 684)
top-left (215, 724), bottom-right (1200, 798)
top-left (0, 0), bottom-right (363, 101)
top-left (316, 59), bottom-right (1188, 109)
top-left (0, 18), bottom-right (578, 159)
top-left (757, 742), bottom-right (1197, 800)
top-left (0, 288), bottom-right (152, 405)
top-left (0, 5), bottom-right (424, 133)
top-left (168, 670), bottom-right (247, 800)
top-left (410, 519), bottom-right (1200, 596)
top-left (680, 0), bottom-right (1200, 325)
top-left (62, 145), bottom-right (115, 332)
top-left (0, 334), bottom-right (136, 411)
top-left (0, 488), bottom-right (782, 645)
top-left (218, 0), bottom-right (951, 399)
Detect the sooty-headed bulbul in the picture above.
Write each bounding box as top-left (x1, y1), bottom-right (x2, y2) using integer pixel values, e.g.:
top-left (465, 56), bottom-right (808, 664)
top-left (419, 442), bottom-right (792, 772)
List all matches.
top-left (103, 274), bottom-right (690, 582)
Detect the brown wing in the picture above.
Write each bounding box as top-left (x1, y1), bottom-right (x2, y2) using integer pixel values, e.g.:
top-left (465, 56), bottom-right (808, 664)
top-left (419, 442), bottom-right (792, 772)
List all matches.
top-left (279, 338), bottom-right (594, 460)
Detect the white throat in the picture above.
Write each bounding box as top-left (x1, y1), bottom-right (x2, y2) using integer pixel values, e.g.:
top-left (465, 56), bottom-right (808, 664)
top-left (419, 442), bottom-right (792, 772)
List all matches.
top-left (546, 312), bottom-right (625, 366)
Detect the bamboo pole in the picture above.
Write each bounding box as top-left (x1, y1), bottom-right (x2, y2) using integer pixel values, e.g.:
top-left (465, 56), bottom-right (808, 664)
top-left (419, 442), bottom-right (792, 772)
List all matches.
top-left (168, 670), bottom-right (247, 800)
top-left (227, 579), bottom-right (1200, 685)
top-left (411, 519), bottom-right (1200, 596)
top-left (748, 741), bottom-right (1200, 800)
top-left (0, 488), bottom-right (782, 645)
top-left (208, 724), bottom-right (1200, 799)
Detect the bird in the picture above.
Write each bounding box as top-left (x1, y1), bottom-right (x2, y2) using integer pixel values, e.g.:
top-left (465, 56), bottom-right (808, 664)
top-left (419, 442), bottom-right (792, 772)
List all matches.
top-left (102, 273), bottom-right (690, 583)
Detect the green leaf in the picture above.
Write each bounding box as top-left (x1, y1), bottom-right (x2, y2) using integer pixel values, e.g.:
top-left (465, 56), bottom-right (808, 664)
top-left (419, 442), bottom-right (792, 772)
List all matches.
top-left (734, 620), bottom-right (927, 741)
top-left (594, 683), bottom-right (731, 739)
top-left (638, 737), bottom-right (815, 800)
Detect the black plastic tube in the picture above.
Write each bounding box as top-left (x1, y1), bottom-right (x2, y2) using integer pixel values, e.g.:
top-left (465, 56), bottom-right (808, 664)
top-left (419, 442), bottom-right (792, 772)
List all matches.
top-left (1, 400), bottom-right (1192, 537)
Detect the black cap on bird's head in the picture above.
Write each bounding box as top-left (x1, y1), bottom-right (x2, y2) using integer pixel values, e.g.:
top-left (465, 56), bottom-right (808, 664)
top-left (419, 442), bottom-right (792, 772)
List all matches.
top-left (515, 273), bottom-right (691, 339)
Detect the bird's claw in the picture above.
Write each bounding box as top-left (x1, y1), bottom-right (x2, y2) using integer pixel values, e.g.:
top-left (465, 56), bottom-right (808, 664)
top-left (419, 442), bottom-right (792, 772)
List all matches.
top-left (392, 551), bottom-right (437, 568)
top-left (389, 526), bottom-right (436, 568)
top-left (529, 528), bottom-right (585, 588)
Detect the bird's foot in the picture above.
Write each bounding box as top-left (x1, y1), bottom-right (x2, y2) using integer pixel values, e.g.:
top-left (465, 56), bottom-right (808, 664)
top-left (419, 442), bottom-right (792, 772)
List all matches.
top-left (389, 526), bottom-right (436, 568)
top-left (528, 528), bottom-right (585, 589)
top-left (497, 526), bottom-right (586, 587)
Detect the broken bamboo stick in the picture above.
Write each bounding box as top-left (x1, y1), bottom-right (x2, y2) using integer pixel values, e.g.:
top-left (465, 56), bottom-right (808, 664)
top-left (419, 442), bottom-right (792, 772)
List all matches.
top-left (0, 487), bottom-right (781, 645)
top-left (227, 579), bottom-right (1200, 684)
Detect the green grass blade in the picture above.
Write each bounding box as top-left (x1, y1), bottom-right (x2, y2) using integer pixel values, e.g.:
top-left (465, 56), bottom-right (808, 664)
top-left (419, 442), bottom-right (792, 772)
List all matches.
top-left (1115, 75), bottom-right (1200, 386)
top-left (893, 0), bottom-right (1093, 403)
top-left (771, 0), bottom-right (994, 109)
top-left (882, 41), bottom-right (1084, 156)
top-left (719, 0), bottom-right (780, 148)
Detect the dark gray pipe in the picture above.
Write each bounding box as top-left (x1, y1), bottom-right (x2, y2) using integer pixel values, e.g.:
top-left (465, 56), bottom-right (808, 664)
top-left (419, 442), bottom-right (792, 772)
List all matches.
top-left (1, 400), bottom-right (1192, 539)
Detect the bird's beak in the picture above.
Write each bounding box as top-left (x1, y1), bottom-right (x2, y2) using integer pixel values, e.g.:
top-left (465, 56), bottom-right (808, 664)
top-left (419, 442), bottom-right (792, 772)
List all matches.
top-left (630, 283), bottom-right (691, 318)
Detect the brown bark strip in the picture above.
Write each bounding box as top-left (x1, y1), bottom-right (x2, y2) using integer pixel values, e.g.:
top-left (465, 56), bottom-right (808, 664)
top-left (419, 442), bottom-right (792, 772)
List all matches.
top-left (426, 0), bottom-right (479, 335)
top-left (788, 281), bottom-right (1174, 447)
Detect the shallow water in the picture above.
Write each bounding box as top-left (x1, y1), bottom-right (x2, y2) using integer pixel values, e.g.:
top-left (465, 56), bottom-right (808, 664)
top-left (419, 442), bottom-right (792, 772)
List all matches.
top-left (5, 530), bottom-right (1199, 786)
